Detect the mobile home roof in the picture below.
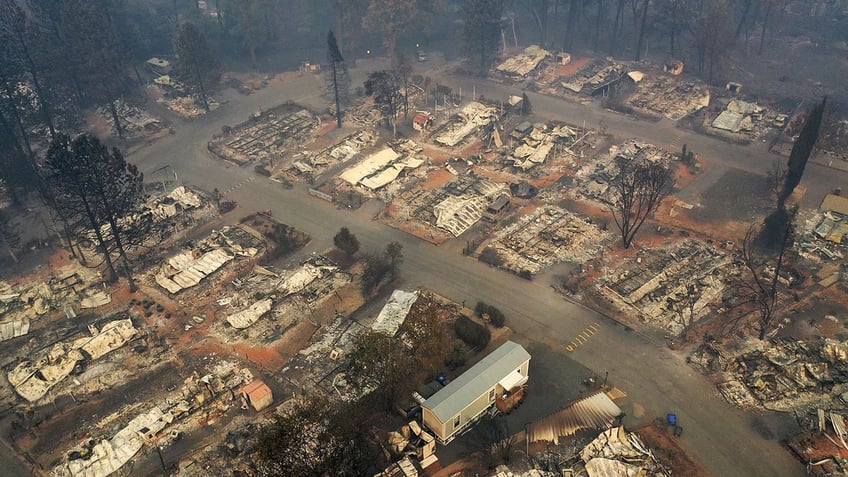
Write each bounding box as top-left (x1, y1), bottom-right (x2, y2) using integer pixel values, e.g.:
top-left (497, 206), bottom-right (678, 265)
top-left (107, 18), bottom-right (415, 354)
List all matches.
top-left (423, 340), bottom-right (530, 422)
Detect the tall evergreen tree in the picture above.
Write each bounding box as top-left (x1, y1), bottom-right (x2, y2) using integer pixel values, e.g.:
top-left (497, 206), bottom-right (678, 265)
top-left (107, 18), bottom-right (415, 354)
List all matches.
top-left (222, 0), bottom-right (271, 69)
top-left (462, 0), bottom-right (504, 76)
top-left (0, 112), bottom-right (38, 203)
top-left (363, 0), bottom-right (424, 69)
top-left (325, 30), bottom-right (350, 128)
top-left (61, 0), bottom-right (133, 137)
top-left (175, 21), bottom-right (219, 112)
top-left (0, 0), bottom-right (58, 137)
top-left (43, 134), bottom-right (149, 290)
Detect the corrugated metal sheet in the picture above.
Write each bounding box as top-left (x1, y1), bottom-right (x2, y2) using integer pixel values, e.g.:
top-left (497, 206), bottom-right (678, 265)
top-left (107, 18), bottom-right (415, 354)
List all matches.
top-left (423, 341), bottom-right (530, 423)
top-left (527, 391), bottom-right (622, 445)
top-left (339, 147), bottom-right (399, 185)
top-left (371, 290), bottom-right (419, 336)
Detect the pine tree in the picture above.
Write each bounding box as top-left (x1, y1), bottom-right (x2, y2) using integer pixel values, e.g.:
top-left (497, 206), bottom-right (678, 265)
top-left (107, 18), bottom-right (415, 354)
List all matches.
top-left (334, 227), bottom-right (360, 256)
top-left (174, 21), bottom-right (219, 112)
top-left (43, 134), bottom-right (149, 290)
top-left (462, 0), bottom-right (504, 76)
top-left (325, 30), bottom-right (350, 127)
top-left (60, 0), bottom-right (134, 137)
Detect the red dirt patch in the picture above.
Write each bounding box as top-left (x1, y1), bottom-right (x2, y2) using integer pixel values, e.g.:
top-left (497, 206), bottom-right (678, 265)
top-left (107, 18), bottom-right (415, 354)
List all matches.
top-left (48, 250), bottom-right (74, 269)
top-left (529, 169), bottom-right (566, 189)
top-left (473, 167), bottom-right (515, 184)
top-left (635, 424), bottom-right (710, 477)
top-left (233, 343), bottom-right (287, 370)
top-left (421, 168), bottom-right (456, 190)
top-left (314, 122), bottom-right (337, 137)
top-left (555, 58), bottom-right (590, 77)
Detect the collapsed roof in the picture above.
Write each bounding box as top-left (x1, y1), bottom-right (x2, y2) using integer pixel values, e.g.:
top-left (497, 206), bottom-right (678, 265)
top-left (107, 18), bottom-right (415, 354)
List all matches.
top-left (496, 45), bottom-right (551, 77)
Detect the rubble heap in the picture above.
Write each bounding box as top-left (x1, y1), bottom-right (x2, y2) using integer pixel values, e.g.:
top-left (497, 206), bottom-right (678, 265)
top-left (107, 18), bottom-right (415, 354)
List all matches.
top-left (788, 409), bottom-right (848, 475)
top-left (711, 99), bottom-right (764, 133)
top-left (52, 360), bottom-right (253, 477)
top-left (287, 129), bottom-right (377, 182)
top-left (575, 139), bottom-right (674, 201)
top-left (8, 318), bottom-right (137, 402)
top-left (0, 265), bottom-right (104, 342)
top-left (721, 339), bottom-right (848, 411)
top-left (496, 45), bottom-right (551, 78)
top-left (599, 240), bottom-right (729, 335)
top-left (339, 146), bottom-right (425, 190)
top-left (97, 100), bottom-right (162, 137)
top-left (155, 226), bottom-right (263, 294)
top-left (560, 58), bottom-right (627, 95)
top-left (509, 123), bottom-right (586, 171)
top-left (798, 194), bottom-right (848, 262)
top-left (625, 75), bottom-right (710, 120)
top-left (487, 205), bottom-right (609, 275)
top-left (209, 106), bottom-right (319, 165)
top-left (580, 426), bottom-right (670, 477)
top-left (433, 101), bottom-right (499, 148)
top-left (433, 177), bottom-right (509, 237)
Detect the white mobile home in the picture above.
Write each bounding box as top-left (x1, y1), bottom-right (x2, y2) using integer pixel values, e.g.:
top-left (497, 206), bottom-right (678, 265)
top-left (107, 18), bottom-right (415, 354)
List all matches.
top-left (421, 340), bottom-right (530, 444)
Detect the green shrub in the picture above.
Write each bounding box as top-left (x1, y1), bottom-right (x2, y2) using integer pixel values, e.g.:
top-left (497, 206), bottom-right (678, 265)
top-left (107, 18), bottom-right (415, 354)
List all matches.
top-left (455, 315), bottom-right (490, 349)
top-left (445, 341), bottom-right (469, 370)
top-left (474, 302), bottom-right (506, 328)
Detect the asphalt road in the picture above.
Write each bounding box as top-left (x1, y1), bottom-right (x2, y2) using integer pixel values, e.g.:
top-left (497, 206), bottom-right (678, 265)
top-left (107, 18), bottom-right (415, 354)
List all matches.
top-left (121, 60), bottom-right (833, 476)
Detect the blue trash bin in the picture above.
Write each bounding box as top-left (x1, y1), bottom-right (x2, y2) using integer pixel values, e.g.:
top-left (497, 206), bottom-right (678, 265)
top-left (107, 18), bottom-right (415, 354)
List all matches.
top-left (667, 413), bottom-right (677, 426)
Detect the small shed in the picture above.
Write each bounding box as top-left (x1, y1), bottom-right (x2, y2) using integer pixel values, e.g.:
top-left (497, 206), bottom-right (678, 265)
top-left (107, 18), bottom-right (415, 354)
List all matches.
top-left (239, 380), bottom-right (273, 411)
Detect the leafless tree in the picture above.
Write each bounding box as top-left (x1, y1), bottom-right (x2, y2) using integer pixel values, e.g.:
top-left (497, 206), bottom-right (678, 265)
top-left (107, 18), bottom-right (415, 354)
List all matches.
top-left (606, 160), bottom-right (675, 249)
top-left (473, 415), bottom-right (518, 468)
top-left (670, 282), bottom-right (698, 338)
top-left (731, 212), bottom-right (795, 340)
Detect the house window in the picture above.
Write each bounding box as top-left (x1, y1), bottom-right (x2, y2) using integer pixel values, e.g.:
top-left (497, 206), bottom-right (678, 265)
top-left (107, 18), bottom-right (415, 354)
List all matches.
top-left (453, 415), bottom-right (461, 428)
top-left (489, 389), bottom-right (496, 402)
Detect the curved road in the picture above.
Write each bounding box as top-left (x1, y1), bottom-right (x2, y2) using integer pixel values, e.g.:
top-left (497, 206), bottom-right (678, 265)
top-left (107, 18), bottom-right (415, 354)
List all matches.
top-left (125, 63), bottom-right (834, 476)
